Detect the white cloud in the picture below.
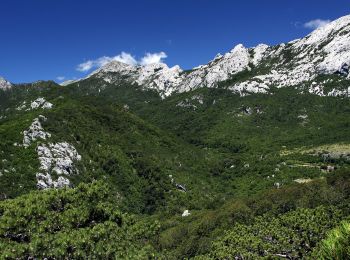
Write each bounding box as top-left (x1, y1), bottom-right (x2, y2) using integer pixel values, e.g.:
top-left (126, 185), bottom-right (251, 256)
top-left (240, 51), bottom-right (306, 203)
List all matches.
top-left (140, 52), bottom-right (167, 66)
top-left (76, 51), bottom-right (167, 72)
top-left (77, 60), bottom-right (94, 72)
top-left (77, 52), bottom-right (138, 72)
top-left (304, 19), bottom-right (331, 29)
top-left (113, 52), bottom-right (138, 65)
top-left (56, 76), bottom-right (65, 81)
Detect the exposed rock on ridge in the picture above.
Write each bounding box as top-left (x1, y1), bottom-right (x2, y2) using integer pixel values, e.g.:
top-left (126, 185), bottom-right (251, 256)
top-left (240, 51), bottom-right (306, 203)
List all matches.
top-left (0, 77), bottom-right (12, 90)
top-left (67, 15), bottom-right (350, 97)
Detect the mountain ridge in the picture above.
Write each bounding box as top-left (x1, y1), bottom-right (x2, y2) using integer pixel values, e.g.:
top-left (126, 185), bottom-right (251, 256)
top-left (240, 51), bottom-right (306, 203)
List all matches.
top-left (0, 77), bottom-right (12, 90)
top-left (72, 14), bottom-right (350, 97)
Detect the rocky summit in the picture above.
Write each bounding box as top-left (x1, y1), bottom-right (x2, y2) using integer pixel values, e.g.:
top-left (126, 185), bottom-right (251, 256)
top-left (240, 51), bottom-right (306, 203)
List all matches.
top-left (0, 77), bottom-right (12, 90)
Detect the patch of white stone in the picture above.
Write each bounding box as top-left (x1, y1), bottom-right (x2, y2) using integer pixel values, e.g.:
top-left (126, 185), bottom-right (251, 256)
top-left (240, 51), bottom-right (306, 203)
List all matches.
top-left (274, 182), bottom-right (281, 189)
top-left (191, 94), bottom-right (204, 104)
top-left (176, 94), bottom-right (205, 109)
top-left (36, 142), bottom-right (81, 189)
top-left (294, 178), bottom-right (313, 184)
top-left (16, 101), bottom-right (27, 111)
top-left (0, 77), bottom-right (12, 90)
top-left (308, 82), bottom-right (325, 96)
top-left (16, 97), bottom-right (53, 111)
top-left (298, 114), bottom-right (309, 126)
top-left (21, 114), bottom-right (81, 189)
top-left (30, 97), bottom-right (53, 110)
top-left (182, 210), bottom-right (191, 217)
top-left (23, 116), bottom-right (51, 147)
top-left (327, 87), bottom-right (350, 97)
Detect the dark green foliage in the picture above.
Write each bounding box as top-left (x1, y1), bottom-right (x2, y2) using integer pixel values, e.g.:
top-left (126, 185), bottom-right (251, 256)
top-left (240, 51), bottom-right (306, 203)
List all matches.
top-left (203, 206), bottom-right (342, 259)
top-left (0, 181), bottom-right (159, 259)
top-left (312, 221), bottom-right (350, 260)
top-left (157, 170), bottom-right (350, 258)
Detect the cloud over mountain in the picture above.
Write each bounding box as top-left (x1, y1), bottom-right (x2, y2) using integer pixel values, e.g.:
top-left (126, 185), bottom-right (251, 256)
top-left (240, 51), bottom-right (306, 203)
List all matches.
top-left (304, 19), bottom-right (331, 29)
top-left (77, 51), bottom-right (167, 72)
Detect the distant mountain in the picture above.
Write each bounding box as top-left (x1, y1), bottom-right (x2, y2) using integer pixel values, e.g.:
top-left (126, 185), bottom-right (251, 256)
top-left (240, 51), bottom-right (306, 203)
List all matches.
top-left (69, 14), bottom-right (350, 97)
top-left (0, 76), bottom-right (12, 90)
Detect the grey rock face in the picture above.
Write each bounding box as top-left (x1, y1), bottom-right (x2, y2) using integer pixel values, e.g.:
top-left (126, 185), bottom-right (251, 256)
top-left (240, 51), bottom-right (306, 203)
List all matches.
top-left (23, 116), bottom-right (51, 147)
top-left (0, 77), bottom-right (12, 90)
top-left (21, 114), bottom-right (82, 189)
top-left (36, 142), bottom-right (82, 189)
top-left (30, 97), bottom-right (53, 110)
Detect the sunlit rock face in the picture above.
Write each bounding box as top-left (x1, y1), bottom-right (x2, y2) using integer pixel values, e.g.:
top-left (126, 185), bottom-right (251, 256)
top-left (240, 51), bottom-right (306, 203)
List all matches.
top-left (21, 113), bottom-right (82, 189)
top-left (0, 77), bottom-right (12, 90)
top-left (36, 142), bottom-right (82, 189)
top-left (23, 116), bottom-right (51, 147)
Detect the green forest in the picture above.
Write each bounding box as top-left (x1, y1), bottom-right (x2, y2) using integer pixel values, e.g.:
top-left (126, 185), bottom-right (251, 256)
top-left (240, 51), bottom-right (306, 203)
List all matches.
top-left (1, 75), bottom-right (350, 259)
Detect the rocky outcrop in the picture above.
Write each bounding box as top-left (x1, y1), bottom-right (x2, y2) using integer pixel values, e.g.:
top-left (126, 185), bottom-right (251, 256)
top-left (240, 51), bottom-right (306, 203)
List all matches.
top-left (23, 116), bottom-right (51, 147)
top-left (180, 44), bottom-right (251, 92)
top-left (176, 94), bottom-right (204, 110)
top-left (89, 61), bottom-right (184, 97)
top-left (36, 142), bottom-right (82, 189)
top-left (22, 114), bottom-right (81, 189)
top-left (30, 97), bottom-right (53, 110)
top-left (16, 98), bottom-right (53, 111)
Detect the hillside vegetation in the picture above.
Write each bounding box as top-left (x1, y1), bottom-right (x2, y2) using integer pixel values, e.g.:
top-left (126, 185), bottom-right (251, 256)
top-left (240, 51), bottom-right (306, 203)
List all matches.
top-left (0, 76), bottom-right (350, 258)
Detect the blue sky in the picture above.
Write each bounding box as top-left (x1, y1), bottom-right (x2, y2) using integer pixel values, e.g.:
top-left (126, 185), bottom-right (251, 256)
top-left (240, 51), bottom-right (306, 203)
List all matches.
top-left (0, 0), bottom-right (349, 83)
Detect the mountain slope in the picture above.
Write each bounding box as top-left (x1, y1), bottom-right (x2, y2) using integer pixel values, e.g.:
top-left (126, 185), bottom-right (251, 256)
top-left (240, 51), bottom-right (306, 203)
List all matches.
top-left (0, 82), bottom-right (244, 215)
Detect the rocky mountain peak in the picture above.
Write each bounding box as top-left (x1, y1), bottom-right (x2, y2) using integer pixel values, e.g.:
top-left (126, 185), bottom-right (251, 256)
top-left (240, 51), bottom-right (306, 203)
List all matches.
top-left (94, 60), bottom-right (135, 74)
top-left (296, 14), bottom-right (350, 47)
top-left (291, 14), bottom-right (350, 76)
top-left (0, 77), bottom-right (12, 90)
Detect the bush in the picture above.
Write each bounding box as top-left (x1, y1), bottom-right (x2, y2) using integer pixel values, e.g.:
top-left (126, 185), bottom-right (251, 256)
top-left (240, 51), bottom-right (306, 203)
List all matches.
top-left (312, 221), bottom-right (350, 260)
top-left (204, 206), bottom-right (343, 259)
top-left (0, 181), bottom-right (159, 259)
